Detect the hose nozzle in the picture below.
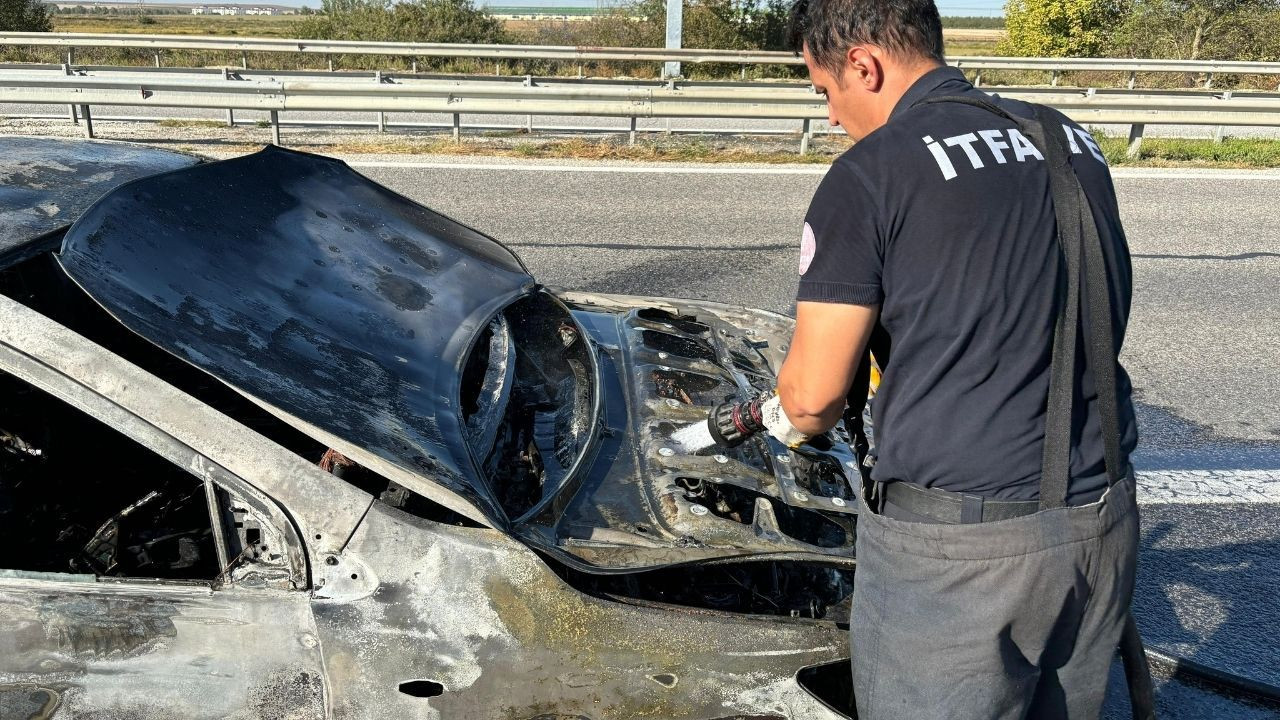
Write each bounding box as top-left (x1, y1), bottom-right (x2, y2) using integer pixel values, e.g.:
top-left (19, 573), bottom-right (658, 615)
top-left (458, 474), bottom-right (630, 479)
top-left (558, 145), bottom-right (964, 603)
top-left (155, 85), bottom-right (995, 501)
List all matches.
top-left (707, 397), bottom-right (767, 448)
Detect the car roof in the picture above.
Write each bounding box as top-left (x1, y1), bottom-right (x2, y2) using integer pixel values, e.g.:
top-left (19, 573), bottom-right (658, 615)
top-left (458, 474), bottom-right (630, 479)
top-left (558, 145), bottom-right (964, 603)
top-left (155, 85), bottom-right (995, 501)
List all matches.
top-left (0, 137), bottom-right (201, 267)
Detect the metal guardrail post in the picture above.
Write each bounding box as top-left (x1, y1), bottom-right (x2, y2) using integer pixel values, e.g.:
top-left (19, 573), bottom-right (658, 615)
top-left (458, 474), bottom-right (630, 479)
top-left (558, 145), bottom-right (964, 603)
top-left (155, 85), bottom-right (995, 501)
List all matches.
top-left (327, 55), bottom-right (334, 72)
top-left (664, 0), bottom-right (683, 80)
top-left (1128, 71), bottom-right (1137, 90)
top-left (269, 110), bottom-right (280, 145)
top-left (1127, 124), bottom-right (1144, 159)
top-left (80, 104), bottom-right (93, 139)
top-left (1051, 70), bottom-right (1059, 87)
top-left (452, 112), bottom-right (460, 141)
top-left (65, 48), bottom-right (73, 66)
top-left (63, 63), bottom-right (77, 125)
top-left (1205, 73), bottom-right (1214, 89)
top-left (629, 116), bottom-right (637, 146)
top-left (240, 51), bottom-right (247, 70)
top-left (1215, 90), bottom-right (1232, 143)
top-left (974, 71), bottom-right (982, 87)
top-left (800, 117), bottom-right (812, 154)
top-left (223, 67), bottom-right (234, 127)
top-left (375, 71), bottom-right (386, 132)
top-left (524, 74), bottom-right (533, 133)
top-left (154, 52), bottom-right (161, 69)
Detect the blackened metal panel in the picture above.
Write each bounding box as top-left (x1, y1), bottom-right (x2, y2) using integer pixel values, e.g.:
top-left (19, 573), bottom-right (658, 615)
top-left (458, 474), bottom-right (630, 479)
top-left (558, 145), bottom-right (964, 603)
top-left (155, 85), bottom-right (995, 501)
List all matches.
top-left (0, 137), bottom-right (199, 265)
top-left (58, 145), bottom-right (534, 526)
top-left (0, 579), bottom-right (326, 719)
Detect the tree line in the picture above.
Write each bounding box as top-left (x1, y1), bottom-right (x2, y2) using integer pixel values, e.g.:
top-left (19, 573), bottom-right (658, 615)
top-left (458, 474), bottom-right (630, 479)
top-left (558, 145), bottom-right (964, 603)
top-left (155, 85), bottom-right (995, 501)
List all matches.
top-left (4, 0), bottom-right (1276, 64)
top-left (1001, 0), bottom-right (1280, 61)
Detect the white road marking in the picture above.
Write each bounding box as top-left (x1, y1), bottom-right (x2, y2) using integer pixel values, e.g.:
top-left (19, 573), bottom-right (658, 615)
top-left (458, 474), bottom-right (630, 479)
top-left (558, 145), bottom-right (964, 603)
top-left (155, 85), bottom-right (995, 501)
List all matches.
top-left (1110, 169), bottom-right (1280, 180)
top-left (1136, 469), bottom-right (1280, 505)
top-left (344, 159), bottom-right (1280, 180)
top-left (344, 159), bottom-right (831, 175)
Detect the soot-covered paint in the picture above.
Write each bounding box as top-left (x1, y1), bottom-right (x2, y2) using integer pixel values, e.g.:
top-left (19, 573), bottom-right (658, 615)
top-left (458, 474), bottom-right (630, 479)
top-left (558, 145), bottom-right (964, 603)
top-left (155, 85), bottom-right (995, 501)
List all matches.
top-left (0, 138), bottom-right (199, 264)
top-left (58, 146), bottom-right (535, 526)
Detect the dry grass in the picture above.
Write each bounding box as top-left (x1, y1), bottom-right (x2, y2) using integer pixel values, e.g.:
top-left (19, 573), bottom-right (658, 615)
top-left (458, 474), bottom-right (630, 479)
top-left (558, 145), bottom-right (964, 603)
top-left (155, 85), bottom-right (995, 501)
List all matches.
top-left (52, 14), bottom-right (309, 37)
top-left (156, 118), bottom-right (224, 128)
top-left (308, 136), bottom-right (840, 163)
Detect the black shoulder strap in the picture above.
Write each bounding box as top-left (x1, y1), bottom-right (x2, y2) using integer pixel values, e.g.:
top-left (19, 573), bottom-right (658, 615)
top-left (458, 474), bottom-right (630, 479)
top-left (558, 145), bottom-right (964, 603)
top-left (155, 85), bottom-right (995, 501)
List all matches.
top-left (912, 95), bottom-right (1124, 510)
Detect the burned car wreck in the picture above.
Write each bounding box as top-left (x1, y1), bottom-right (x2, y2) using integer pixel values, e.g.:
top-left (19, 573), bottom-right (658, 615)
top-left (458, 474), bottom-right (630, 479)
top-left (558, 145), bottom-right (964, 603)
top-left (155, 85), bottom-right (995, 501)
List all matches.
top-left (0, 138), bottom-right (864, 719)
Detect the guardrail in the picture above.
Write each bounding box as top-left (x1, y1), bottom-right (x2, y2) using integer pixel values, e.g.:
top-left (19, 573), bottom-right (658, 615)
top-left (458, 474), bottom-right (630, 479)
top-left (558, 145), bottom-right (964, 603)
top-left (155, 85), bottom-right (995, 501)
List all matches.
top-left (5, 32), bottom-right (1280, 89)
top-left (3, 69), bottom-right (1278, 155)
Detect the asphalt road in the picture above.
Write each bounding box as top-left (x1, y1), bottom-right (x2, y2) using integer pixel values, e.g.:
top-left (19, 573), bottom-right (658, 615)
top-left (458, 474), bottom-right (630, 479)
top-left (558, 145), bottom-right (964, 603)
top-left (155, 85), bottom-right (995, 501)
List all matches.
top-left (348, 158), bottom-right (1280, 718)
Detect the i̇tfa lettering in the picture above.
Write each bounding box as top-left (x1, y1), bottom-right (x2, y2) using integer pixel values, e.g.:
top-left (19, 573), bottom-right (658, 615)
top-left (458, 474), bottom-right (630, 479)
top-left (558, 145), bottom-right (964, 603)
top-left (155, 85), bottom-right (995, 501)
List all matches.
top-left (923, 125), bottom-right (1105, 181)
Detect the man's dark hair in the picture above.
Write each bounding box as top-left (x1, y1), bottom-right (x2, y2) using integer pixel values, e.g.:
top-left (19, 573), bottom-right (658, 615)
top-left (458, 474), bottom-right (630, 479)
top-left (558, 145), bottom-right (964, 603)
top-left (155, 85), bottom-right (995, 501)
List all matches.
top-left (787, 0), bottom-right (945, 77)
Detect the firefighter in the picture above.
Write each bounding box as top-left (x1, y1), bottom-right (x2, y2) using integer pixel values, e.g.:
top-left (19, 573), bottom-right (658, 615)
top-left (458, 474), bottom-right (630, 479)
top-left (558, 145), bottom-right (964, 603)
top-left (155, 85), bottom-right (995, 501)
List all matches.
top-left (691, 0), bottom-right (1141, 716)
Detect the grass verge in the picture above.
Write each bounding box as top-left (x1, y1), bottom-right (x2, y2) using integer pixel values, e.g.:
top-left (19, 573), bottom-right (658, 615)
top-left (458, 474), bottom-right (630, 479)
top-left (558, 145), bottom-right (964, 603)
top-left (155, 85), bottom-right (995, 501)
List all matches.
top-left (157, 119), bottom-right (224, 129)
top-left (1098, 137), bottom-right (1280, 168)
top-left (301, 134), bottom-right (1280, 168)
top-left (314, 137), bottom-right (838, 164)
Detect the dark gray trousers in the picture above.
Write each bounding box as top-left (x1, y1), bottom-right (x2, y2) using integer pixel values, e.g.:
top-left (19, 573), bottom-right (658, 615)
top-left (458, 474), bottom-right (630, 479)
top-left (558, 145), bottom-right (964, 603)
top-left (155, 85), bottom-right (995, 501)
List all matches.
top-left (851, 475), bottom-right (1139, 719)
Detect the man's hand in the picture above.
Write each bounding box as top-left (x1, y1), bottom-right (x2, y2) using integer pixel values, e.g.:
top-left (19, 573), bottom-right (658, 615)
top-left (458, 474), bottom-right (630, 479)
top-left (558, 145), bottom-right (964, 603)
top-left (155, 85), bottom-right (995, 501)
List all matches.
top-left (775, 301), bottom-right (879, 437)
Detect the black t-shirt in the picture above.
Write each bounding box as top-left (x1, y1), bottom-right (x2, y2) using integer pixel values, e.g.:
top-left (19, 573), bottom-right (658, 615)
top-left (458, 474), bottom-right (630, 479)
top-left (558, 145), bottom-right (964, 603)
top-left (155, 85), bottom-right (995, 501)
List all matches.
top-left (798, 67), bottom-right (1138, 503)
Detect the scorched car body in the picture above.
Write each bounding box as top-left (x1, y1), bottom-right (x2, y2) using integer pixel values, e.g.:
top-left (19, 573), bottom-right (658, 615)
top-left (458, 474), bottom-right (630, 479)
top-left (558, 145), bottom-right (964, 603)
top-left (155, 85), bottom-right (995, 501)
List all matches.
top-left (0, 139), bottom-right (862, 719)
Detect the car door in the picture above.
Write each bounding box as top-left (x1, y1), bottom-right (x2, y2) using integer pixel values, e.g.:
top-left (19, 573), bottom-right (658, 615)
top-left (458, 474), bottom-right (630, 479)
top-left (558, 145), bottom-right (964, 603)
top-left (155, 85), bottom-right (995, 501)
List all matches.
top-left (0, 361), bottom-right (327, 719)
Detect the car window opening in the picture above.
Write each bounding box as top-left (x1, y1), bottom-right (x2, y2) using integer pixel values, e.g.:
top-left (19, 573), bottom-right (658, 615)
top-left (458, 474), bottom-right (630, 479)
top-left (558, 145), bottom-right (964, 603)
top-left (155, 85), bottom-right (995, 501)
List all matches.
top-left (0, 251), bottom-right (481, 529)
top-left (461, 291), bottom-right (595, 520)
top-left (0, 368), bottom-right (220, 581)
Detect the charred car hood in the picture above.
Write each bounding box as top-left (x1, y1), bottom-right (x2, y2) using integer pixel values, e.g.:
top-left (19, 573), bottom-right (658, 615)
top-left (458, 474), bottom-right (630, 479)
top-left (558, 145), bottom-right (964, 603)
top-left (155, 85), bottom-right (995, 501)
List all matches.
top-left (56, 145), bottom-right (859, 572)
top-left (0, 137), bottom-right (199, 266)
top-left (58, 146), bottom-right (535, 526)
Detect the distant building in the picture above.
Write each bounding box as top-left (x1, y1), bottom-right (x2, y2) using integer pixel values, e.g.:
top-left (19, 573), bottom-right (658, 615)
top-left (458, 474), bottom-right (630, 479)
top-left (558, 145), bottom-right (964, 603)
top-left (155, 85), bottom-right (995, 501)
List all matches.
top-left (190, 4), bottom-right (282, 16)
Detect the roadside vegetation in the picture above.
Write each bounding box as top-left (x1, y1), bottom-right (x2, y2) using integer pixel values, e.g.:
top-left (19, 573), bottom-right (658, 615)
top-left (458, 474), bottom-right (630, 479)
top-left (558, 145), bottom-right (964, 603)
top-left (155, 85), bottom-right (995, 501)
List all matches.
top-left (327, 135), bottom-right (1280, 168)
top-left (1097, 136), bottom-right (1280, 167)
top-left (5, 0), bottom-right (1280, 167)
top-left (298, 0), bottom-right (505, 46)
top-left (0, 0), bottom-right (51, 32)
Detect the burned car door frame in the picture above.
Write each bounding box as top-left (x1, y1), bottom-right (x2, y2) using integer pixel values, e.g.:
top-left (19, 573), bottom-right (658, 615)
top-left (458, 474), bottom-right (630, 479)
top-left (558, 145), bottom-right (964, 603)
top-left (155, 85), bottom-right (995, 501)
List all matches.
top-left (0, 296), bottom-right (379, 717)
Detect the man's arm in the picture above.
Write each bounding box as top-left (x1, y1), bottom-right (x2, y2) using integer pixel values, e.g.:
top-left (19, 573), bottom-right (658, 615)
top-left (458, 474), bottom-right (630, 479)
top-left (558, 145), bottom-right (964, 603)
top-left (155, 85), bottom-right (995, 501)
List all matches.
top-left (775, 301), bottom-right (879, 436)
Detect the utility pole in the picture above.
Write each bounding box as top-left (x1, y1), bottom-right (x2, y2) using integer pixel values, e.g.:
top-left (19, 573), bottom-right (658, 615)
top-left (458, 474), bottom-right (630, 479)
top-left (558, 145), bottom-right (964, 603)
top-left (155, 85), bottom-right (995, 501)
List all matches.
top-left (663, 0), bottom-right (682, 79)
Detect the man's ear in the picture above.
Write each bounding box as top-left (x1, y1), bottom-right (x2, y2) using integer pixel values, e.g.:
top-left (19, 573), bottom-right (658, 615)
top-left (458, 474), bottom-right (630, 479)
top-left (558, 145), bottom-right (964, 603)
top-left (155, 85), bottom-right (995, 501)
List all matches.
top-left (846, 46), bottom-right (883, 92)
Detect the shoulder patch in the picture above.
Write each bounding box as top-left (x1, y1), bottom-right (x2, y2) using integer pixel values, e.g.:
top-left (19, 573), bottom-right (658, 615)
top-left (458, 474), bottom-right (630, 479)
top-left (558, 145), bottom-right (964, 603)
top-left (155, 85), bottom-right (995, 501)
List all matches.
top-left (799, 222), bottom-right (816, 275)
